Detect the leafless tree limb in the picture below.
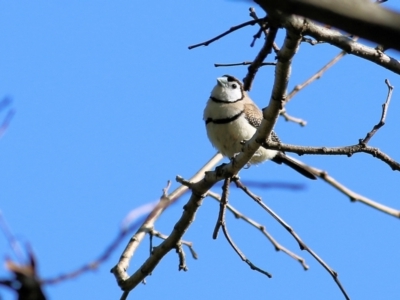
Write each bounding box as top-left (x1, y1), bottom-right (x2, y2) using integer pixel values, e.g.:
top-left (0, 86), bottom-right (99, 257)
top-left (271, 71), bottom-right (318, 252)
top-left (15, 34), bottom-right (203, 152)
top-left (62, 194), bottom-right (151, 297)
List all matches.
top-left (233, 178), bottom-right (350, 300)
top-left (111, 153), bottom-right (223, 287)
top-left (264, 142), bottom-right (400, 171)
top-left (215, 178), bottom-right (273, 278)
top-left (117, 29), bottom-right (300, 298)
top-left (243, 25), bottom-right (278, 91)
top-left (207, 190), bottom-right (309, 270)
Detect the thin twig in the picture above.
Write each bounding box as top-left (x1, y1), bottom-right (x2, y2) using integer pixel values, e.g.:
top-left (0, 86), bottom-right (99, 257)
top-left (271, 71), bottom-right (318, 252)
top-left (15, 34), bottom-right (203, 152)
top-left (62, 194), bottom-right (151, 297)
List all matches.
top-left (243, 25), bottom-right (278, 91)
top-left (249, 7), bottom-right (280, 53)
top-left (286, 50), bottom-right (347, 102)
top-left (361, 79), bottom-right (394, 144)
top-left (207, 191), bottom-right (309, 270)
top-left (188, 19), bottom-right (264, 50)
top-left (280, 109), bottom-right (307, 126)
top-left (214, 62), bottom-right (276, 68)
top-left (149, 229), bottom-right (198, 259)
top-left (212, 178), bottom-right (230, 239)
top-left (175, 243), bottom-right (188, 271)
top-left (216, 178), bottom-right (272, 278)
top-left (285, 156), bottom-right (400, 218)
top-left (233, 179), bottom-right (350, 300)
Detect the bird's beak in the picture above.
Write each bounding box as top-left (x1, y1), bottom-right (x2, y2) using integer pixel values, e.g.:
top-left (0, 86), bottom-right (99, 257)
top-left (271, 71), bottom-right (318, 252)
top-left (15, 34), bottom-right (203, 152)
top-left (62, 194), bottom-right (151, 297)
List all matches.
top-left (216, 77), bottom-right (228, 87)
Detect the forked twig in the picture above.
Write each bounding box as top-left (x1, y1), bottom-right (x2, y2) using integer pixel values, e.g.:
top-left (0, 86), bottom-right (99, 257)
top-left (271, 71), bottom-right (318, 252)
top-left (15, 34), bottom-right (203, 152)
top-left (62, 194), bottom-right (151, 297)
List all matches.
top-left (360, 79), bottom-right (394, 145)
top-left (215, 178), bottom-right (272, 278)
top-left (149, 229), bottom-right (198, 260)
top-left (243, 25), bottom-right (278, 91)
top-left (249, 7), bottom-right (280, 53)
top-left (233, 179), bottom-right (350, 300)
top-left (280, 109), bottom-right (307, 126)
top-left (188, 19), bottom-right (264, 50)
top-left (207, 191), bottom-right (309, 270)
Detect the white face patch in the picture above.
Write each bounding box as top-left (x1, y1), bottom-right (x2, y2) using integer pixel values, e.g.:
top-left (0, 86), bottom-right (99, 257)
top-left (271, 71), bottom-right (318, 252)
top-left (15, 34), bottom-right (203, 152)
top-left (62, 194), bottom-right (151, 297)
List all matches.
top-left (211, 80), bottom-right (243, 102)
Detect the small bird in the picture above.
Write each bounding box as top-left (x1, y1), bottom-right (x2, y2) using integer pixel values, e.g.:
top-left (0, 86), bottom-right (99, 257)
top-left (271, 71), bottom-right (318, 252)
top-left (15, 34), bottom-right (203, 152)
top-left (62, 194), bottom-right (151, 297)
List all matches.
top-left (203, 75), bottom-right (316, 180)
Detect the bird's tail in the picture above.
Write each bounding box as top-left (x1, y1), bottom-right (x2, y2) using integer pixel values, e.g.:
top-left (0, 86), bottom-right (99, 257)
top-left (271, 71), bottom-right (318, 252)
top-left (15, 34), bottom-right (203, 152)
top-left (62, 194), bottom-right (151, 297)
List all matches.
top-left (272, 152), bottom-right (317, 180)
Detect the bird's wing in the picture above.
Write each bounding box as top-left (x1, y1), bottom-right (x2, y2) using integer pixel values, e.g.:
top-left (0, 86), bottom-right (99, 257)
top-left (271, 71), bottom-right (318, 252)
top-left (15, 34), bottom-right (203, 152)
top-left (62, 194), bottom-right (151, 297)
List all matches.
top-left (243, 102), bottom-right (263, 128)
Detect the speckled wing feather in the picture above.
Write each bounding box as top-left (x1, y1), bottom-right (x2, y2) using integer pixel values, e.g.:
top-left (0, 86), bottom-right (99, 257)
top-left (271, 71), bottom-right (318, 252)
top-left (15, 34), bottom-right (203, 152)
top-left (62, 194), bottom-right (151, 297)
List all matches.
top-left (244, 102), bottom-right (316, 179)
top-left (244, 102), bottom-right (281, 143)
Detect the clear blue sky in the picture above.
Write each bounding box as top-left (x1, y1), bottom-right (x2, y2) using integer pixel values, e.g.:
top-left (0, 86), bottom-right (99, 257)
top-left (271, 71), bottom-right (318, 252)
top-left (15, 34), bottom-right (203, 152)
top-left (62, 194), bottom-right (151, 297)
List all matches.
top-left (1, 1), bottom-right (400, 299)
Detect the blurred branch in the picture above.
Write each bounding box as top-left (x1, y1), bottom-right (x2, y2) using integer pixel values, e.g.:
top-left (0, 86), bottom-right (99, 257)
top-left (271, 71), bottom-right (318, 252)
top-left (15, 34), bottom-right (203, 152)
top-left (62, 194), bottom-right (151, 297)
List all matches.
top-left (277, 15), bottom-right (400, 75)
top-left (254, 0), bottom-right (400, 52)
top-left (0, 249), bottom-right (46, 300)
top-left (207, 190), bottom-right (309, 270)
top-left (233, 178), bottom-right (350, 300)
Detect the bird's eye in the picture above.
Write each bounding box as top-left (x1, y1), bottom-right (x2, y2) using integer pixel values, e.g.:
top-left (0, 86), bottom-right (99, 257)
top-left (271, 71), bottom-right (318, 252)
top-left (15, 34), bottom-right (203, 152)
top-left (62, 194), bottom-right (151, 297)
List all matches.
top-left (232, 84), bottom-right (237, 89)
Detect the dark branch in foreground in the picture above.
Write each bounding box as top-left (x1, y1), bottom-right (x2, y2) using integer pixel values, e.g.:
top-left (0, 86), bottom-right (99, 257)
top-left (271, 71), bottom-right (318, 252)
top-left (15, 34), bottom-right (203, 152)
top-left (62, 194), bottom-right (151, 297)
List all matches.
top-left (254, 0), bottom-right (400, 52)
top-left (233, 178), bottom-right (350, 300)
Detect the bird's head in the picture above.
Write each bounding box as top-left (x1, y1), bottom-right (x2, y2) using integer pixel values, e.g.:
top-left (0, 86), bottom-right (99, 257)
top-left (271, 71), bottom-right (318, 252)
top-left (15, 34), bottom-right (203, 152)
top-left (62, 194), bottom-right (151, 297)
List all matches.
top-left (210, 75), bottom-right (244, 102)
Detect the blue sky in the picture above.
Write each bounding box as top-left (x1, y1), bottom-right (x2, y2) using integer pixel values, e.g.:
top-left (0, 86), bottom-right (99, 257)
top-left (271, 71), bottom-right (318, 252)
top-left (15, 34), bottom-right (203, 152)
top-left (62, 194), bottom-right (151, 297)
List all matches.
top-left (1, 1), bottom-right (400, 299)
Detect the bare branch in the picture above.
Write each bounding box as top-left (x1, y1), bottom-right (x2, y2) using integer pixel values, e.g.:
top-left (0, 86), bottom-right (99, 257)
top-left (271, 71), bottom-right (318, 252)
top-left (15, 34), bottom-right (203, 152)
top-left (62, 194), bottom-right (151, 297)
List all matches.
top-left (249, 7), bottom-right (280, 53)
top-left (286, 50), bottom-right (347, 102)
top-left (188, 19), bottom-right (264, 50)
top-left (117, 29), bottom-right (302, 296)
top-left (264, 141), bottom-right (400, 171)
top-left (280, 109), bottom-right (307, 126)
top-left (215, 178), bottom-right (272, 277)
top-left (207, 191), bottom-right (309, 270)
top-left (361, 79), bottom-right (394, 144)
top-left (233, 179), bottom-right (350, 300)
top-left (111, 152), bottom-right (223, 288)
top-left (243, 25), bottom-right (279, 91)
top-left (212, 178), bottom-right (230, 239)
top-left (149, 229), bottom-right (198, 260)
